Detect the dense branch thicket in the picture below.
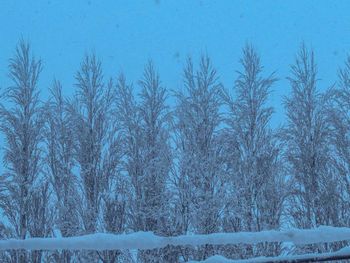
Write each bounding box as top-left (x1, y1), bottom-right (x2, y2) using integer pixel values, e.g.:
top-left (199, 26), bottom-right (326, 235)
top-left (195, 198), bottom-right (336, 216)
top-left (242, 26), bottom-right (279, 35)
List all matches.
top-left (0, 40), bottom-right (349, 262)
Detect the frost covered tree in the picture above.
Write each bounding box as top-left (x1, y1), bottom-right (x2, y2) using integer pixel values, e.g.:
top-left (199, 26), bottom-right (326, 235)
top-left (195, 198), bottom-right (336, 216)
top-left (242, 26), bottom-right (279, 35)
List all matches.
top-left (114, 61), bottom-right (173, 262)
top-left (173, 55), bottom-right (225, 261)
top-left (66, 54), bottom-right (117, 263)
top-left (43, 80), bottom-right (80, 262)
top-left (282, 44), bottom-right (338, 253)
top-left (0, 40), bottom-right (49, 262)
top-left (326, 56), bottom-right (350, 229)
top-left (114, 74), bottom-right (144, 261)
top-left (98, 77), bottom-right (128, 263)
top-left (27, 181), bottom-right (53, 262)
top-left (98, 151), bottom-right (129, 262)
top-left (220, 43), bottom-right (284, 259)
top-left (69, 54), bottom-right (113, 235)
top-left (137, 61), bottom-right (173, 262)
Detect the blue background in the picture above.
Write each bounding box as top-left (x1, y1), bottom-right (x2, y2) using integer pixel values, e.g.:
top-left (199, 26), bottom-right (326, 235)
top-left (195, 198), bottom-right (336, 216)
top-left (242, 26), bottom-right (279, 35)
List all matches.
top-left (0, 0), bottom-right (350, 127)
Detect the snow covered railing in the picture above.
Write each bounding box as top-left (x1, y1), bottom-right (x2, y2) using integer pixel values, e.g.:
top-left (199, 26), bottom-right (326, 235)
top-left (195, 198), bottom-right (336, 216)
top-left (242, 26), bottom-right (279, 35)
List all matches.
top-left (189, 247), bottom-right (350, 263)
top-left (1, 226), bottom-right (350, 250)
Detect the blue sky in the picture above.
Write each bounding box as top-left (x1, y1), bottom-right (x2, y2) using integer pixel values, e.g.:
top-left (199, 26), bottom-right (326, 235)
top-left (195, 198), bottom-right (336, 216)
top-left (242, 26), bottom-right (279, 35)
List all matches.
top-left (1, 0), bottom-right (350, 127)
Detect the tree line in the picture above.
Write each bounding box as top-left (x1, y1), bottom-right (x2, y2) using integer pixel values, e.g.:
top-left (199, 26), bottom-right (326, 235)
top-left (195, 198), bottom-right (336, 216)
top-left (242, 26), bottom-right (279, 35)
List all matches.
top-left (0, 39), bottom-right (349, 262)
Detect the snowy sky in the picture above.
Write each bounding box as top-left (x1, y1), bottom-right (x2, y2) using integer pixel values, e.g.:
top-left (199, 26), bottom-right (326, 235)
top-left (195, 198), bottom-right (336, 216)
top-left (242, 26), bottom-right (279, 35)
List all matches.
top-left (1, 0), bottom-right (350, 127)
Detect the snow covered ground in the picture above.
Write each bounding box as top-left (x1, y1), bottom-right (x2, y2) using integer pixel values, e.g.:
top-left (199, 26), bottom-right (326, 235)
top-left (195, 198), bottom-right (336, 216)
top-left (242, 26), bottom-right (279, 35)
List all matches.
top-left (1, 225), bottom-right (350, 251)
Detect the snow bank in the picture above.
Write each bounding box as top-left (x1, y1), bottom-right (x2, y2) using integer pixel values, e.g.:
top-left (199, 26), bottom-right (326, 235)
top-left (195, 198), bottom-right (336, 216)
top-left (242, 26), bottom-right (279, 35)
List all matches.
top-left (1, 226), bottom-right (350, 250)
